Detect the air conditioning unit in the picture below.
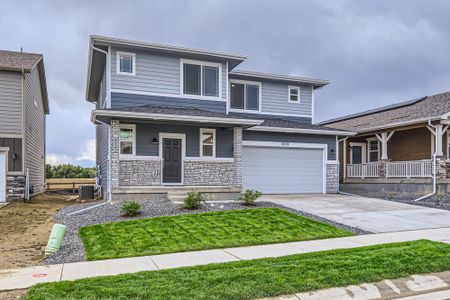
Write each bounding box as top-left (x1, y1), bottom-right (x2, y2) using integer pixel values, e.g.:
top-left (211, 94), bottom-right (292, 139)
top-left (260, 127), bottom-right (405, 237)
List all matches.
top-left (79, 185), bottom-right (95, 200)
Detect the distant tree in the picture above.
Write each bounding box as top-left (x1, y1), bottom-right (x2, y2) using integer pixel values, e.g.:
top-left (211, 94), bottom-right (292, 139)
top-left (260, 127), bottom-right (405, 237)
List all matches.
top-left (45, 164), bottom-right (96, 179)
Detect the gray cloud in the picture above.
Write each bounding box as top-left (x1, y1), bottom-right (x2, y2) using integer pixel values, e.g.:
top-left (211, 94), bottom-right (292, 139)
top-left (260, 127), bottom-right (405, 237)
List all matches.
top-left (1, 0), bottom-right (449, 166)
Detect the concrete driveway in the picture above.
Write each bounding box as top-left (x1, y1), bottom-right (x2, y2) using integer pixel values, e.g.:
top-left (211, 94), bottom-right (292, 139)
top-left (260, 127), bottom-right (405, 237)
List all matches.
top-left (265, 194), bottom-right (450, 233)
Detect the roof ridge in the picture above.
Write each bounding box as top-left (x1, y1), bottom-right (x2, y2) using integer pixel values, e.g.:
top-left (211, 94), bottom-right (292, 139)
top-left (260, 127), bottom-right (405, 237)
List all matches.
top-left (318, 96), bottom-right (428, 125)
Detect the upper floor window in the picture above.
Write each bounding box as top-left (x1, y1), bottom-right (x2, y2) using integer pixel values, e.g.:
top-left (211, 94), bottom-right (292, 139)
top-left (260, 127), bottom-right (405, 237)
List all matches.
top-left (367, 139), bottom-right (379, 162)
top-left (117, 52), bottom-right (136, 76)
top-left (288, 86), bottom-right (300, 103)
top-left (230, 81), bottom-right (261, 111)
top-left (119, 125), bottom-right (135, 156)
top-left (200, 128), bottom-right (216, 157)
top-left (182, 59), bottom-right (220, 98)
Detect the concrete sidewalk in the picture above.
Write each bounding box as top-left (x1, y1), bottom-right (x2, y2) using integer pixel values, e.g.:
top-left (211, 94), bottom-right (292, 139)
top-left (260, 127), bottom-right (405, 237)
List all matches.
top-left (1, 226), bottom-right (450, 291)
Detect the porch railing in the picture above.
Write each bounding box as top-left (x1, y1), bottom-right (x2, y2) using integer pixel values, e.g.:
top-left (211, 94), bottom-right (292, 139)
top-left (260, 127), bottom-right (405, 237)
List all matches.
top-left (386, 160), bottom-right (432, 178)
top-left (346, 163), bottom-right (379, 178)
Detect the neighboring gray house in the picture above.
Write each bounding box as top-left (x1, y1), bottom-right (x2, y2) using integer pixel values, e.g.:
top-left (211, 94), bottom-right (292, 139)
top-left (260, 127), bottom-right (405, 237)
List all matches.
top-left (86, 35), bottom-right (353, 201)
top-left (0, 50), bottom-right (49, 202)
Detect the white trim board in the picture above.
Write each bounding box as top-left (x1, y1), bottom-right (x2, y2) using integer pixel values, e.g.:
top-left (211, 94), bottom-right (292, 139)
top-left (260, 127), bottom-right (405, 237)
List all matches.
top-left (247, 126), bottom-right (355, 136)
top-left (0, 147), bottom-right (9, 202)
top-left (159, 132), bottom-right (186, 185)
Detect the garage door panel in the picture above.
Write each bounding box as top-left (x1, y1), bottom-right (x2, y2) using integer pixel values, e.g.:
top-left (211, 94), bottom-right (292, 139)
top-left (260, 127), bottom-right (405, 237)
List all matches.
top-left (243, 146), bottom-right (324, 194)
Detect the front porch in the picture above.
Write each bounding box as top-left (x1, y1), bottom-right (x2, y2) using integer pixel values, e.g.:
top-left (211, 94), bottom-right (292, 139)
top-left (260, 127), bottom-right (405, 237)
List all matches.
top-left (340, 124), bottom-right (450, 183)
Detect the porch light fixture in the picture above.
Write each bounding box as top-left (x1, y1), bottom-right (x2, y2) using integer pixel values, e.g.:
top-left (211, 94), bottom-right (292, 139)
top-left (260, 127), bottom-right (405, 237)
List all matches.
top-left (152, 137), bottom-right (159, 144)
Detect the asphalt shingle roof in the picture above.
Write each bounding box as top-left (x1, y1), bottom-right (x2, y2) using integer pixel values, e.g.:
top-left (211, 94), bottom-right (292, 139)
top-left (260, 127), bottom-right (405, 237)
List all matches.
top-left (0, 50), bottom-right (42, 71)
top-left (104, 105), bottom-right (347, 132)
top-left (322, 91), bottom-right (450, 132)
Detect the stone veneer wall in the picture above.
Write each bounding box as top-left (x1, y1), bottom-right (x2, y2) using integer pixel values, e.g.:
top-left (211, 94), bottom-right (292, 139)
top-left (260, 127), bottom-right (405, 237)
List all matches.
top-left (6, 175), bottom-right (25, 201)
top-left (184, 160), bottom-right (235, 185)
top-left (119, 160), bottom-right (161, 186)
top-left (233, 127), bottom-right (243, 187)
top-left (326, 162), bottom-right (339, 193)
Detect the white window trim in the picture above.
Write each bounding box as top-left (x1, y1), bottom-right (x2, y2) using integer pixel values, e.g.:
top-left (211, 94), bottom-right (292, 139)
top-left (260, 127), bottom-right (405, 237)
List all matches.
top-left (199, 128), bottom-right (216, 158)
top-left (119, 124), bottom-right (136, 157)
top-left (159, 132), bottom-right (186, 185)
top-left (228, 79), bottom-right (262, 113)
top-left (366, 137), bottom-right (380, 163)
top-left (180, 58), bottom-right (222, 100)
top-left (288, 86), bottom-right (301, 103)
top-left (116, 51), bottom-right (136, 76)
top-left (349, 142), bottom-right (367, 164)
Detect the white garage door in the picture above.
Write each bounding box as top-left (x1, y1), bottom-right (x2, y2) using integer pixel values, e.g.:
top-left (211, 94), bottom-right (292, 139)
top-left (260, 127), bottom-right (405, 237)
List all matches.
top-left (243, 145), bottom-right (325, 194)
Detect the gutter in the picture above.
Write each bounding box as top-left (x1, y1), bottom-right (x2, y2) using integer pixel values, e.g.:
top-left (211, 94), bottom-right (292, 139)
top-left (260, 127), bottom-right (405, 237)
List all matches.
top-left (91, 110), bottom-right (264, 126)
top-left (247, 126), bottom-right (355, 136)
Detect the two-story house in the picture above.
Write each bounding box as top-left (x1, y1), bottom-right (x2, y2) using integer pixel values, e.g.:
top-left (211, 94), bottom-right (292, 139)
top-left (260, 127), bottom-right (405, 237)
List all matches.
top-left (85, 35), bottom-right (353, 201)
top-left (0, 50), bottom-right (49, 202)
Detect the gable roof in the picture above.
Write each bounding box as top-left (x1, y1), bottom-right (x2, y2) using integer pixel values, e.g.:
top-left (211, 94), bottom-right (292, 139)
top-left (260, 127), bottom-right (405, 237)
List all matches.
top-left (0, 50), bottom-right (49, 114)
top-left (229, 70), bottom-right (329, 89)
top-left (0, 50), bottom-right (42, 71)
top-left (320, 91), bottom-right (450, 133)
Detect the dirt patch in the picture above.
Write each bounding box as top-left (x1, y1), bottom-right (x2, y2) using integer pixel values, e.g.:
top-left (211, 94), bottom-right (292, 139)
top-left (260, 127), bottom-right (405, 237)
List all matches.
top-left (0, 289), bottom-right (27, 299)
top-left (0, 193), bottom-right (77, 270)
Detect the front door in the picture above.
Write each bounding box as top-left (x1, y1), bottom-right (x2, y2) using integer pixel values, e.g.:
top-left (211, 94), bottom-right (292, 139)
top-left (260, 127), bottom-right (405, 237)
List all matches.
top-left (162, 138), bottom-right (182, 183)
top-left (0, 152), bottom-right (6, 202)
top-left (351, 146), bottom-right (363, 164)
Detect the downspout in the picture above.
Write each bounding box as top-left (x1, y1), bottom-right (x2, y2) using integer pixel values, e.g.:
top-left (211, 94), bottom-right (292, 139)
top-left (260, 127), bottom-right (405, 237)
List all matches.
top-left (336, 136), bottom-right (351, 195)
top-left (414, 120), bottom-right (437, 201)
top-left (67, 119), bottom-right (111, 215)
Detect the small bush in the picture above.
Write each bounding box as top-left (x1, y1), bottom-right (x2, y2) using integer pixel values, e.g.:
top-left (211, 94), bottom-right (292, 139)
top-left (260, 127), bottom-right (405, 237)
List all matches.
top-left (183, 191), bottom-right (203, 209)
top-left (238, 189), bottom-right (262, 206)
top-left (121, 201), bottom-right (141, 217)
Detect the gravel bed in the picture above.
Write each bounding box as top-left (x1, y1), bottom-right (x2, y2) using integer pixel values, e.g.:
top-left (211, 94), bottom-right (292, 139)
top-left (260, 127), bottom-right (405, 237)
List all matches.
top-left (45, 199), bottom-right (370, 265)
top-left (342, 190), bottom-right (450, 211)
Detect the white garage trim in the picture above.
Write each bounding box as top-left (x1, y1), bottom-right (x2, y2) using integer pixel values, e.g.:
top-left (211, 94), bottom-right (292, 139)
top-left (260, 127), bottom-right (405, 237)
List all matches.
top-left (0, 147), bottom-right (9, 202)
top-left (242, 140), bottom-right (328, 193)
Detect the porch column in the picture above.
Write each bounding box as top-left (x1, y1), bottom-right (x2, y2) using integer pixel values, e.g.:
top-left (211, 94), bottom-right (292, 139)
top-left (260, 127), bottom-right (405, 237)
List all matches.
top-left (427, 123), bottom-right (449, 179)
top-left (233, 127), bottom-right (243, 187)
top-left (110, 119), bottom-right (120, 189)
top-left (375, 131), bottom-right (395, 160)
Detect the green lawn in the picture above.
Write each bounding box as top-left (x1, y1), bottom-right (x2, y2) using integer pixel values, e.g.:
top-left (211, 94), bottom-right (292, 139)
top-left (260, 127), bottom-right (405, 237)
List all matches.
top-left (79, 208), bottom-right (352, 260)
top-left (27, 240), bottom-right (450, 300)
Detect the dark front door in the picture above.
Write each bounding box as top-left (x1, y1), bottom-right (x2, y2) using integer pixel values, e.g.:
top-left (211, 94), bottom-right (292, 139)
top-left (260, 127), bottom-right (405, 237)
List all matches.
top-left (351, 146), bottom-right (363, 164)
top-left (163, 138), bottom-right (182, 183)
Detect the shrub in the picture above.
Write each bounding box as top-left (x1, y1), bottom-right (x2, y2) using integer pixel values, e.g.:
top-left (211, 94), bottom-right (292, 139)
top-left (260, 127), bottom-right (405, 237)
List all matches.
top-left (238, 189), bottom-right (262, 206)
top-left (183, 191), bottom-right (203, 209)
top-left (121, 201), bottom-right (141, 217)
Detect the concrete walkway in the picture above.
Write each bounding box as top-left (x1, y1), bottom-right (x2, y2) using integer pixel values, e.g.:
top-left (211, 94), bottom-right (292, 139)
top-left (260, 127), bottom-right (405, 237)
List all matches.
top-left (265, 194), bottom-right (450, 233)
top-left (1, 226), bottom-right (450, 291)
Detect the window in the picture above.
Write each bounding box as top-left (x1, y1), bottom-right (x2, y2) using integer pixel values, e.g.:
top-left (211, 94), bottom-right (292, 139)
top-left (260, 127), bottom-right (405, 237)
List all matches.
top-left (230, 81), bottom-right (260, 111)
top-left (289, 86), bottom-right (300, 102)
top-left (119, 125), bottom-right (135, 156)
top-left (117, 52), bottom-right (136, 75)
top-left (200, 128), bottom-right (215, 157)
top-left (182, 60), bottom-right (220, 98)
top-left (367, 139), bottom-right (379, 162)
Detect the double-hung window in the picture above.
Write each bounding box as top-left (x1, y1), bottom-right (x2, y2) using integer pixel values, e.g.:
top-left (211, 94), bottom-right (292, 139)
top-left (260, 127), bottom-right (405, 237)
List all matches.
top-left (182, 60), bottom-right (220, 98)
top-left (230, 81), bottom-right (260, 111)
top-left (117, 52), bottom-right (136, 75)
top-left (200, 128), bottom-right (216, 157)
top-left (288, 86), bottom-right (300, 102)
top-left (119, 125), bottom-right (135, 156)
top-left (367, 139), bottom-right (379, 162)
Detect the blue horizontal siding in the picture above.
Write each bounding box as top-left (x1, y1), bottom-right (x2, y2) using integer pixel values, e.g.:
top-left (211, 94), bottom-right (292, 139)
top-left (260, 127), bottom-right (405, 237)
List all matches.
top-left (111, 92), bottom-right (227, 114)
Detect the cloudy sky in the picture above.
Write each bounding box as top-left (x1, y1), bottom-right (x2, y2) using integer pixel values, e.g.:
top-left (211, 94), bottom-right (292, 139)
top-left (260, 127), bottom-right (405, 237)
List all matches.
top-left (1, 0), bottom-right (449, 167)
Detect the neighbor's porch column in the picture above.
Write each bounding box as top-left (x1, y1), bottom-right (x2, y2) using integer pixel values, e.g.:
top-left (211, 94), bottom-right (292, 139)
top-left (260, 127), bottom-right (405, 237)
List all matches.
top-left (110, 119), bottom-right (120, 189)
top-left (427, 123), bottom-right (449, 179)
top-left (233, 127), bottom-right (243, 188)
top-left (375, 131), bottom-right (395, 160)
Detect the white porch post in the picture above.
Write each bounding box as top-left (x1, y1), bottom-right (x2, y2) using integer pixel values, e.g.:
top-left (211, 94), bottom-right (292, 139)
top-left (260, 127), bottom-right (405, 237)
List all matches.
top-left (375, 131), bottom-right (395, 160)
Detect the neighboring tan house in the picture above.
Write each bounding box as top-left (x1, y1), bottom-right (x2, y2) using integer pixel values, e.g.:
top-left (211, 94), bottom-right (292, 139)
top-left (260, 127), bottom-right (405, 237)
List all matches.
top-left (0, 50), bottom-right (49, 202)
top-left (320, 91), bottom-right (450, 199)
top-left (85, 35), bottom-right (353, 201)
